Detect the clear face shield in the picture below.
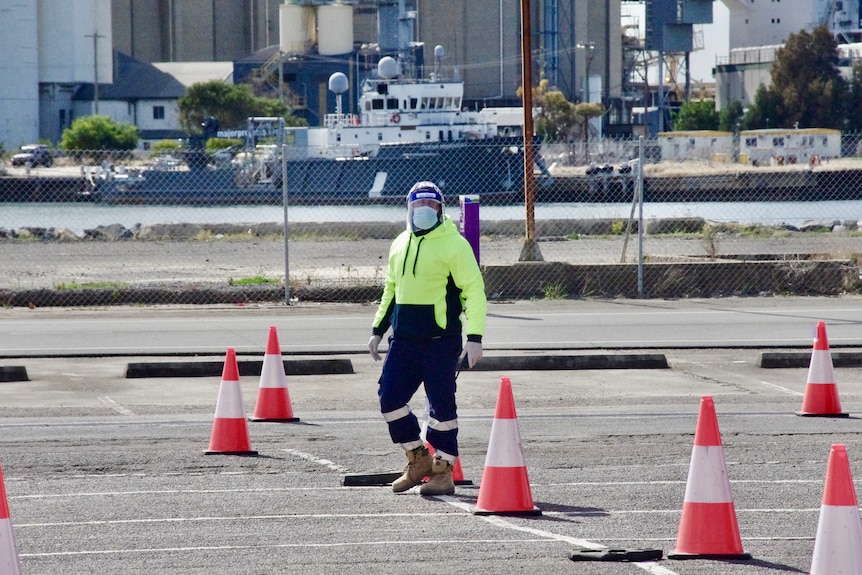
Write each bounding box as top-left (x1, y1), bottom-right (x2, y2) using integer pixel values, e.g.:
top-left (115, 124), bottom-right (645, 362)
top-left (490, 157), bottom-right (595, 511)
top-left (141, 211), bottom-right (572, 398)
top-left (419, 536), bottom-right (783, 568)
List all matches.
top-left (407, 197), bottom-right (442, 232)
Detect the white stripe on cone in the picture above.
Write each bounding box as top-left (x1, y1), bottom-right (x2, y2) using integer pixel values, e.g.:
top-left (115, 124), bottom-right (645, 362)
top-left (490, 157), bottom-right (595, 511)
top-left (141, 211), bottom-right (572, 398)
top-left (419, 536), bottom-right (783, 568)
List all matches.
top-left (808, 350), bottom-right (835, 384)
top-left (213, 379), bottom-right (246, 418)
top-left (811, 505), bottom-right (862, 574)
top-left (683, 445), bottom-right (735, 503)
top-left (0, 518), bottom-right (22, 575)
top-left (259, 353), bottom-right (287, 389)
top-left (483, 419), bottom-right (527, 468)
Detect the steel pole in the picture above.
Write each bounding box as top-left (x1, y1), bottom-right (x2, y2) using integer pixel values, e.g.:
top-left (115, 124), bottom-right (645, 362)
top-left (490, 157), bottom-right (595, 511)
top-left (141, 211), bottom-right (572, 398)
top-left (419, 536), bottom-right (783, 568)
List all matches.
top-left (518, 0), bottom-right (543, 261)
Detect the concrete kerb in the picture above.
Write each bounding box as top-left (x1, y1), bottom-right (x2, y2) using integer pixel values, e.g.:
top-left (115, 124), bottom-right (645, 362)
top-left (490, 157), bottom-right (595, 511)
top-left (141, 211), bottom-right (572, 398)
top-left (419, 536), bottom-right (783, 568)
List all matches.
top-left (121, 353), bottom-right (670, 379)
top-left (757, 351), bottom-right (862, 368)
top-left (0, 365), bottom-right (29, 382)
top-left (125, 357), bottom-right (355, 378)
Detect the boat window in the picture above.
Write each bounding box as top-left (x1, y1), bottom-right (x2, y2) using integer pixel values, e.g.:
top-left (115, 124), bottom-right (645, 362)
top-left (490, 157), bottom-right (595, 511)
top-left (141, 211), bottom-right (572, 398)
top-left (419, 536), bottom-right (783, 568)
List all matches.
top-left (448, 130), bottom-right (453, 142)
top-left (428, 98), bottom-right (436, 109)
top-left (387, 97), bottom-right (398, 110)
top-left (378, 133), bottom-right (383, 141)
top-left (336, 134), bottom-right (341, 142)
top-left (773, 137), bottom-right (784, 147)
top-left (436, 98), bottom-right (444, 109)
top-left (372, 99), bottom-right (384, 110)
top-left (409, 98), bottom-right (418, 109)
top-left (425, 131), bottom-right (431, 140)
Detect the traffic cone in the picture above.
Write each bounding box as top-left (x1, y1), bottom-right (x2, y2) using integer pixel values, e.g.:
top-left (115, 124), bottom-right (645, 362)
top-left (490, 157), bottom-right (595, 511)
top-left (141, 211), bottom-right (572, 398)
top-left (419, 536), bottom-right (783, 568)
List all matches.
top-left (809, 444), bottom-right (862, 574)
top-left (206, 348), bottom-right (258, 456)
top-left (423, 442), bottom-right (472, 486)
top-left (474, 377), bottom-right (541, 516)
top-left (798, 321), bottom-right (848, 417)
top-left (668, 396), bottom-right (750, 560)
top-left (250, 326), bottom-right (299, 422)
top-left (451, 457), bottom-right (471, 486)
top-left (0, 460), bottom-right (23, 575)
top-left (421, 398), bottom-right (472, 485)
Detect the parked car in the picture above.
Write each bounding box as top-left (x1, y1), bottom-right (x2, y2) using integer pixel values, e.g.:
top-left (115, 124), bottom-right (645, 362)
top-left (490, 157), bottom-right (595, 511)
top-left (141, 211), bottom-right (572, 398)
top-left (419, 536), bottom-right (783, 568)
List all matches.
top-left (11, 144), bottom-right (53, 167)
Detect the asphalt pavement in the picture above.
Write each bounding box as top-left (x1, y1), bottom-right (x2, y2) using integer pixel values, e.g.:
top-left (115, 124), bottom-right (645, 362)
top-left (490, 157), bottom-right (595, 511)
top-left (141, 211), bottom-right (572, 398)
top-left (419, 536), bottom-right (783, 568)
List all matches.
top-left (1, 298), bottom-right (862, 574)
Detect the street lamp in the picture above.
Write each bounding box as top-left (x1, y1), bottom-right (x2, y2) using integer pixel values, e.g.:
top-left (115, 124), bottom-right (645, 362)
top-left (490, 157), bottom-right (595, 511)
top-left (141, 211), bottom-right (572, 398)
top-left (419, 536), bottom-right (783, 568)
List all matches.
top-left (576, 42), bottom-right (595, 103)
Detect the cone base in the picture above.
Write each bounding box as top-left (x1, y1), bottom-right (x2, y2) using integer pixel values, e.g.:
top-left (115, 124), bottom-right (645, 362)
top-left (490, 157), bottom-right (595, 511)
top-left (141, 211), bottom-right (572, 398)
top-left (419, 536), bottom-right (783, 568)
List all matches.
top-left (473, 506), bottom-right (542, 517)
top-left (454, 479), bottom-right (473, 485)
top-left (248, 416), bottom-right (300, 423)
top-left (796, 411), bottom-right (849, 418)
top-left (204, 450), bottom-right (259, 456)
top-left (668, 551), bottom-right (751, 561)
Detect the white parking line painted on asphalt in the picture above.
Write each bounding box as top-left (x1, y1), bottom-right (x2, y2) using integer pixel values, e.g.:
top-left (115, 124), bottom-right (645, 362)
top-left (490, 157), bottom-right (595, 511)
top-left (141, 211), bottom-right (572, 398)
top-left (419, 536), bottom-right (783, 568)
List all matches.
top-left (15, 512), bottom-right (467, 528)
top-left (18, 538), bottom-right (560, 558)
top-left (757, 380), bottom-right (805, 396)
top-left (98, 396), bottom-right (134, 415)
top-left (8, 477), bottom-right (825, 501)
top-left (436, 495), bottom-right (679, 575)
top-left (283, 448), bottom-right (350, 472)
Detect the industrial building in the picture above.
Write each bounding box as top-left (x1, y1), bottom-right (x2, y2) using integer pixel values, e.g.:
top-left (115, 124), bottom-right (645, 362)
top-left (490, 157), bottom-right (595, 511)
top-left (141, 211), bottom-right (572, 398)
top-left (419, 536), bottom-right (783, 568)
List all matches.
top-left (714, 0), bottom-right (862, 110)
top-left (0, 0), bottom-right (725, 149)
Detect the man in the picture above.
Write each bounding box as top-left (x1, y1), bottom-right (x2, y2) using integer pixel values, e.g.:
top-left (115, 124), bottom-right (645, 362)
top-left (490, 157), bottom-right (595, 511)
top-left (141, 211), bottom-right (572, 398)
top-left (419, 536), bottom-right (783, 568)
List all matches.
top-left (368, 181), bottom-right (486, 496)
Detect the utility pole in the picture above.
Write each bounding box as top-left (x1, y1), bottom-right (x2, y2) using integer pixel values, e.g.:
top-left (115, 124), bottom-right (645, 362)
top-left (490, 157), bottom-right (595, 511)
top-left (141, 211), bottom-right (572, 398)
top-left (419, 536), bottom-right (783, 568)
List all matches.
top-left (85, 29), bottom-right (105, 115)
top-left (518, 0), bottom-right (542, 262)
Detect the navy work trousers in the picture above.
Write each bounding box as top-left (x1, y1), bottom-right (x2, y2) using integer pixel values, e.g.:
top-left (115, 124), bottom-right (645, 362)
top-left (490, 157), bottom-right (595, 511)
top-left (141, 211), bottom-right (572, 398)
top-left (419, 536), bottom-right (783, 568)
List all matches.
top-left (378, 335), bottom-right (461, 457)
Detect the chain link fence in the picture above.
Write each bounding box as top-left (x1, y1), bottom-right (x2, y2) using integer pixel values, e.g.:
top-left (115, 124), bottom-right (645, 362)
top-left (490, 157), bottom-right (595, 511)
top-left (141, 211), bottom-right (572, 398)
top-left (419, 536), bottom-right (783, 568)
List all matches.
top-left (1, 133), bottom-right (861, 307)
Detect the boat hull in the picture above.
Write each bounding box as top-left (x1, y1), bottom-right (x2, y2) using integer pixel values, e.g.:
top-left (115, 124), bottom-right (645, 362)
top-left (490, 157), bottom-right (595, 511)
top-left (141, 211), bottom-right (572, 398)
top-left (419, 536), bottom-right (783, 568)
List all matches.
top-left (94, 138), bottom-right (531, 205)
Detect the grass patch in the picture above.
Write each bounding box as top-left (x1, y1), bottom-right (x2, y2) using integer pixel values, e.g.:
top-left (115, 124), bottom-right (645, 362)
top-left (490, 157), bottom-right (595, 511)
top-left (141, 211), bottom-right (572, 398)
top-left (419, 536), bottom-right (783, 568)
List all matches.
top-left (228, 275), bottom-right (280, 286)
top-left (194, 229), bottom-right (282, 241)
top-left (542, 282), bottom-right (568, 300)
top-left (55, 281), bottom-right (128, 290)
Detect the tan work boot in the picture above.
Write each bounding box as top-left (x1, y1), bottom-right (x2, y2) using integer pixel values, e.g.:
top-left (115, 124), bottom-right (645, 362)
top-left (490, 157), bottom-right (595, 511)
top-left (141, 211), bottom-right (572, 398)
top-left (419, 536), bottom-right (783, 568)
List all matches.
top-left (419, 458), bottom-right (455, 496)
top-left (391, 445), bottom-right (433, 493)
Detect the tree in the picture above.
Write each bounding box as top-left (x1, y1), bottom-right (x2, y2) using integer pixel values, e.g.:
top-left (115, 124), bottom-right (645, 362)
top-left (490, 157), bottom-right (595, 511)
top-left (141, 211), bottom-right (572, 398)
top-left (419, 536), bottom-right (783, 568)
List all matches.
top-left (178, 81), bottom-right (303, 133)
top-left (742, 84), bottom-right (783, 129)
top-left (719, 100), bottom-right (745, 132)
top-left (672, 100), bottom-right (719, 131)
top-left (745, 25), bottom-right (848, 129)
top-left (59, 115), bottom-right (139, 152)
top-left (535, 90), bottom-right (579, 141)
top-left (845, 62), bottom-right (862, 131)
top-left (573, 102), bottom-right (605, 143)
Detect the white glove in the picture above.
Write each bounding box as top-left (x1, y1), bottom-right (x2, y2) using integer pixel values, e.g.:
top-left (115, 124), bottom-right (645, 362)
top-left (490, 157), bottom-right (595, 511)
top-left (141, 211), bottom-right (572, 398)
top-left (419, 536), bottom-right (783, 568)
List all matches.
top-left (368, 335), bottom-right (382, 361)
top-left (459, 341), bottom-right (483, 369)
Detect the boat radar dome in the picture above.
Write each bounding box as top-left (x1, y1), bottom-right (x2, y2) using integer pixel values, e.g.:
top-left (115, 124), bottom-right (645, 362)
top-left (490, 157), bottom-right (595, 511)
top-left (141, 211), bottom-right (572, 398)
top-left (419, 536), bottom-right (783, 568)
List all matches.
top-left (328, 72), bottom-right (349, 94)
top-left (378, 56), bottom-right (400, 79)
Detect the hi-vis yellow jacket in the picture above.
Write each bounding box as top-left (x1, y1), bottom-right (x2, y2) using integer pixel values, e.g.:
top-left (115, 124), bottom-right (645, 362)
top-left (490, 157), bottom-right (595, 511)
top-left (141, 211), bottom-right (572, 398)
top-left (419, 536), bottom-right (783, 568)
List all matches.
top-left (372, 215), bottom-right (486, 341)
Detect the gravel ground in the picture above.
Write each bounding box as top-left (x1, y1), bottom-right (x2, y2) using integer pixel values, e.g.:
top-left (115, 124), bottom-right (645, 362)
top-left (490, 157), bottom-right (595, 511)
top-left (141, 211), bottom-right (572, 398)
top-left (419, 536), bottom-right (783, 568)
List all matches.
top-left (2, 232), bottom-right (861, 291)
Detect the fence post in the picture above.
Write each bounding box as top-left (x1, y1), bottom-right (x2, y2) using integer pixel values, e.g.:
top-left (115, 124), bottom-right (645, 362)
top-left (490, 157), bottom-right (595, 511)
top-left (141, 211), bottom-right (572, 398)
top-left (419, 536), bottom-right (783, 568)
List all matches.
top-left (282, 143), bottom-right (291, 305)
top-left (459, 194), bottom-right (481, 265)
top-left (637, 136), bottom-right (644, 296)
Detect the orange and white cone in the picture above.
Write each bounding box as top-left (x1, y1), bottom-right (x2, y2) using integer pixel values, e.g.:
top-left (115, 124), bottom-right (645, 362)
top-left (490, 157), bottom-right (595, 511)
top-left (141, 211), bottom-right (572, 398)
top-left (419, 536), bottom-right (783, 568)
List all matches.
top-left (0, 461), bottom-right (23, 575)
top-left (799, 321), bottom-right (848, 417)
top-left (206, 348), bottom-right (258, 455)
top-left (421, 398), bottom-right (472, 485)
top-left (668, 396), bottom-right (750, 560)
top-left (809, 444), bottom-right (862, 575)
top-left (250, 326), bottom-right (299, 422)
top-left (474, 377), bottom-right (541, 516)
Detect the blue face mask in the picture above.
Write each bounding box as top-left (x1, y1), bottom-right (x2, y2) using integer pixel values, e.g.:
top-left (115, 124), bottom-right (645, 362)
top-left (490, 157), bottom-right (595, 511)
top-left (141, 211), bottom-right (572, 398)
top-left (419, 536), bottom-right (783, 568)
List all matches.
top-left (412, 206), bottom-right (439, 231)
